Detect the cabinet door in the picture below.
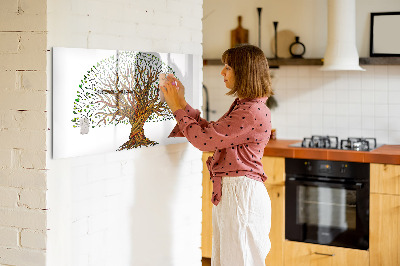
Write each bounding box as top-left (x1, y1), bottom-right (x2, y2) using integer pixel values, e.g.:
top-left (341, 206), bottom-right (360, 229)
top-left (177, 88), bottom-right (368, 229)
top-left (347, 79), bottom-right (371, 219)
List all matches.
top-left (370, 193), bottom-right (400, 266)
top-left (202, 152), bottom-right (213, 258)
top-left (264, 184), bottom-right (284, 266)
top-left (370, 163), bottom-right (400, 195)
top-left (284, 241), bottom-right (369, 266)
top-left (262, 156), bottom-right (285, 185)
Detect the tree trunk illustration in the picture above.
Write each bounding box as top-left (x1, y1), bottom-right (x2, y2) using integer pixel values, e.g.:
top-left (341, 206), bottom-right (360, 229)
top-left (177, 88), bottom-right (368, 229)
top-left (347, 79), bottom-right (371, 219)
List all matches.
top-left (118, 104), bottom-right (158, 150)
top-left (119, 125), bottom-right (157, 150)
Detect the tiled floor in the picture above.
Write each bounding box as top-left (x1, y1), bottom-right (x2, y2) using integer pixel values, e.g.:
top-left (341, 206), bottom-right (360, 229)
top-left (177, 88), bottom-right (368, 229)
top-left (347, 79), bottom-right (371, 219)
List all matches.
top-left (202, 257), bottom-right (211, 266)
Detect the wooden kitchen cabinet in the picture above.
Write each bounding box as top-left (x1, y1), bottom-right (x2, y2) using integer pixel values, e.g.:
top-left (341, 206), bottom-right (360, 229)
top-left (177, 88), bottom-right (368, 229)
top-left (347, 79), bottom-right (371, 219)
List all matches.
top-left (370, 193), bottom-right (400, 266)
top-left (261, 156), bottom-right (285, 186)
top-left (284, 241), bottom-right (369, 266)
top-left (262, 156), bottom-right (285, 266)
top-left (370, 163), bottom-right (400, 195)
top-left (202, 152), bottom-right (213, 258)
top-left (370, 163), bottom-right (400, 266)
top-left (264, 184), bottom-right (285, 266)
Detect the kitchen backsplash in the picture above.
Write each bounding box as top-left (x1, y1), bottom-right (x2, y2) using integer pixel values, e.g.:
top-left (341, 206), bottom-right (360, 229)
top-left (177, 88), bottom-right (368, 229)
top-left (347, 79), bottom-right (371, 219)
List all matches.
top-left (203, 65), bottom-right (400, 144)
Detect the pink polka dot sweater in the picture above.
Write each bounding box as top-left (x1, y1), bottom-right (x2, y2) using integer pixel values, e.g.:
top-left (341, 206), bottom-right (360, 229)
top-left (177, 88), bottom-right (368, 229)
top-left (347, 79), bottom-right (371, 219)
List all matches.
top-left (169, 97), bottom-right (272, 206)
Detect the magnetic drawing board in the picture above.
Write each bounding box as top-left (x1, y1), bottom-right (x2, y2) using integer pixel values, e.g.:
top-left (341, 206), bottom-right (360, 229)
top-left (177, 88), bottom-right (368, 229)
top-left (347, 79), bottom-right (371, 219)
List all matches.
top-left (53, 47), bottom-right (199, 158)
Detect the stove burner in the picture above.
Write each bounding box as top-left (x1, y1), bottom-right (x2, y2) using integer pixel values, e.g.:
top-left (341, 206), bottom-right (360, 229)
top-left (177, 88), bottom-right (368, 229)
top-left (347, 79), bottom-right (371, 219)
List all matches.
top-left (295, 136), bottom-right (378, 151)
top-left (340, 137), bottom-right (377, 151)
top-left (301, 135), bottom-right (339, 149)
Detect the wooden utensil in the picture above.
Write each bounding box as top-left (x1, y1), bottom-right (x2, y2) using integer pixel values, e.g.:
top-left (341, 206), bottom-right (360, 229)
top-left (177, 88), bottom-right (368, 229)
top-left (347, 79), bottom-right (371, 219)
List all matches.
top-left (231, 16), bottom-right (249, 48)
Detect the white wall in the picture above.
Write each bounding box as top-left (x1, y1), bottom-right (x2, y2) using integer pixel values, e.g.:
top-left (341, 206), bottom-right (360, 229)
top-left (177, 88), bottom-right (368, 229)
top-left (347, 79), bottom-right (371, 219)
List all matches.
top-left (46, 0), bottom-right (203, 266)
top-left (203, 0), bottom-right (326, 58)
top-left (203, 0), bottom-right (400, 145)
top-left (0, 0), bottom-right (48, 265)
top-left (203, 0), bottom-right (400, 58)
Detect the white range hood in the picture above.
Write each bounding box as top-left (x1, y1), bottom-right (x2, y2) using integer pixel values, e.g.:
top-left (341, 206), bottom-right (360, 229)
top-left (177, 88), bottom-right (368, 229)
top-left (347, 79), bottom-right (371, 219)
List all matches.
top-left (320, 0), bottom-right (365, 71)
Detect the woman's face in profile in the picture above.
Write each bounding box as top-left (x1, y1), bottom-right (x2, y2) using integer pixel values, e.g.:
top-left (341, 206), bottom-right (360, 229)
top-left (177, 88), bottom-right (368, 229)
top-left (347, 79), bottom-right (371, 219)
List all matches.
top-left (221, 64), bottom-right (235, 89)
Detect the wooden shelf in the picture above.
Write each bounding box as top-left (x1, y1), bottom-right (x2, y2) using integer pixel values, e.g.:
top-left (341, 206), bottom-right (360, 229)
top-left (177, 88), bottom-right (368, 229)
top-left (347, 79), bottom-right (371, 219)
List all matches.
top-left (202, 59), bottom-right (223, 66)
top-left (203, 57), bottom-right (400, 67)
top-left (268, 58), bottom-right (322, 67)
top-left (203, 58), bottom-right (323, 67)
top-left (359, 57), bottom-right (400, 65)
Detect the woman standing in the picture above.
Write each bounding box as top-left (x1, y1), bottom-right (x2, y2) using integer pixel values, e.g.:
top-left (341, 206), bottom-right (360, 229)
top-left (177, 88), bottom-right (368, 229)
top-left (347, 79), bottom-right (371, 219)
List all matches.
top-left (161, 44), bottom-right (273, 266)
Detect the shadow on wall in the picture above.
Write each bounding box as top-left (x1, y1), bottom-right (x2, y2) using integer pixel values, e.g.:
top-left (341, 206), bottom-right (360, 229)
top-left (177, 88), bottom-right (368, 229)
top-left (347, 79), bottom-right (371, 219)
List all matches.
top-left (129, 143), bottom-right (191, 265)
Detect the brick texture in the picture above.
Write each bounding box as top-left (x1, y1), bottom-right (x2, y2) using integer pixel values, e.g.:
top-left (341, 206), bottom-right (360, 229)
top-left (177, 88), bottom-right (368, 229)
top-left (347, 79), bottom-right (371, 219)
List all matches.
top-left (21, 229), bottom-right (46, 249)
top-left (0, 187), bottom-right (19, 208)
top-left (0, 32), bottom-right (47, 71)
top-left (0, 32), bottom-right (20, 54)
top-left (0, 0), bottom-right (47, 264)
top-left (19, 189), bottom-right (47, 209)
top-left (0, 247), bottom-right (46, 266)
top-left (0, 227), bottom-right (19, 247)
top-left (0, 208), bottom-right (47, 230)
top-left (0, 71), bottom-right (16, 91)
top-left (0, 169), bottom-right (47, 189)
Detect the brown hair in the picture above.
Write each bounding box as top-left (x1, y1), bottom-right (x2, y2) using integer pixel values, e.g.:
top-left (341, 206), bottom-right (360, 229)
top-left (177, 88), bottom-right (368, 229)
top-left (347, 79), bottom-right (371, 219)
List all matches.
top-left (221, 44), bottom-right (273, 99)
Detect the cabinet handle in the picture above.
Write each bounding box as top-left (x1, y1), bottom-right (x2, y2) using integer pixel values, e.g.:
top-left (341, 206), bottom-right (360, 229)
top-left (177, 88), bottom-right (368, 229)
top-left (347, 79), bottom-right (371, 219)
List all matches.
top-left (314, 252), bottom-right (335, 257)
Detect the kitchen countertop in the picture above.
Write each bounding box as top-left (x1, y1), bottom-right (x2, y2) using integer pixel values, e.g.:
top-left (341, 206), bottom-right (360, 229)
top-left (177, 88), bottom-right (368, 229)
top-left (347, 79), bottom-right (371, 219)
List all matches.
top-left (263, 139), bottom-right (400, 165)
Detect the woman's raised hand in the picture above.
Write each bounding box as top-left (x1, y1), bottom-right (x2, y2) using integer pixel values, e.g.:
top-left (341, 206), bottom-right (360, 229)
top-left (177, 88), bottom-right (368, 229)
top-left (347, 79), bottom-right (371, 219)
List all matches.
top-left (166, 74), bottom-right (187, 108)
top-left (160, 75), bottom-right (185, 113)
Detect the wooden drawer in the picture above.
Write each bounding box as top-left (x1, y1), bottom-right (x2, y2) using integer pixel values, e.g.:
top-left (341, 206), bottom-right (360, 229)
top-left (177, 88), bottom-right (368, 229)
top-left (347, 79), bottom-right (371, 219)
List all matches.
top-left (284, 241), bottom-right (369, 266)
top-left (370, 163), bottom-right (400, 195)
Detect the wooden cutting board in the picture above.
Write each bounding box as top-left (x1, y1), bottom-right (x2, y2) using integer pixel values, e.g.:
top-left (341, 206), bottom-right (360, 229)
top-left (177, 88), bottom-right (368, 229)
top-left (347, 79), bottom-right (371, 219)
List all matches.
top-left (231, 16), bottom-right (249, 48)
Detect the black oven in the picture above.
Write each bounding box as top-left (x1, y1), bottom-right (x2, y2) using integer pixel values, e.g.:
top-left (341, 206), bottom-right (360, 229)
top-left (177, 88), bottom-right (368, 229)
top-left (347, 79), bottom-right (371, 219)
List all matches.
top-left (285, 158), bottom-right (369, 250)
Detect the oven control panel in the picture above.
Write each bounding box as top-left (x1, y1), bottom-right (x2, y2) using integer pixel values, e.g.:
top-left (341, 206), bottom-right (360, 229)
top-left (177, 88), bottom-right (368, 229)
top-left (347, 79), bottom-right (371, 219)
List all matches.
top-left (318, 162), bottom-right (332, 173)
top-left (286, 158), bottom-right (369, 180)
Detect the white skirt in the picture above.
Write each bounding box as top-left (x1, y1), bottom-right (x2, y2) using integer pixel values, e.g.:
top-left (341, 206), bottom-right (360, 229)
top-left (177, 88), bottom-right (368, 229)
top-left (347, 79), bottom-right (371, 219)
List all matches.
top-left (212, 176), bottom-right (271, 266)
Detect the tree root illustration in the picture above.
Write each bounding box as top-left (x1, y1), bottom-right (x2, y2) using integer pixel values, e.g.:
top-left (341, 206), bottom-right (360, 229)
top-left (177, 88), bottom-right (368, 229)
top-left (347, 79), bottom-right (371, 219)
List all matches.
top-left (118, 127), bottom-right (158, 150)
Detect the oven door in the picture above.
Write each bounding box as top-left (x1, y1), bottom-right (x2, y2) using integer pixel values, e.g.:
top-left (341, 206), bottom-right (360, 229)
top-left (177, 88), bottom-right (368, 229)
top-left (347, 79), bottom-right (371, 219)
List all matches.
top-left (285, 177), bottom-right (369, 250)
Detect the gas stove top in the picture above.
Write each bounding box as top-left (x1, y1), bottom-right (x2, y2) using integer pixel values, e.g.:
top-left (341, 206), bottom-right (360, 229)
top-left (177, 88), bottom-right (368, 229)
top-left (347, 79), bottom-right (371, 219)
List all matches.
top-left (289, 135), bottom-right (382, 151)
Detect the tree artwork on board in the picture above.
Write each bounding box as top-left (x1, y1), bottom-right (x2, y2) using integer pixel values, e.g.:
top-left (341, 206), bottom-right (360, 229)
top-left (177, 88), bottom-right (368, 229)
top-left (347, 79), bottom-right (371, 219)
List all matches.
top-left (71, 51), bottom-right (175, 150)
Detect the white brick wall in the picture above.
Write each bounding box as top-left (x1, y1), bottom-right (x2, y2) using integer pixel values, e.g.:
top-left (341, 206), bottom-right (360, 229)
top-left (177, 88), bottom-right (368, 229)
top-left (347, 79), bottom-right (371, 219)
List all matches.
top-left (0, 0), bottom-right (48, 265)
top-left (0, 187), bottom-right (19, 208)
top-left (46, 1), bottom-right (203, 266)
top-left (0, 227), bottom-right (19, 247)
top-left (21, 229), bottom-right (47, 250)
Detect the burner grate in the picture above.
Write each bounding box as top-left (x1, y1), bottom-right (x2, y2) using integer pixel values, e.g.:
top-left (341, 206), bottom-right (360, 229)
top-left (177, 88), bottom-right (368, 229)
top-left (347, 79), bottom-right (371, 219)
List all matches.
top-left (301, 135), bottom-right (339, 149)
top-left (340, 137), bottom-right (377, 151)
